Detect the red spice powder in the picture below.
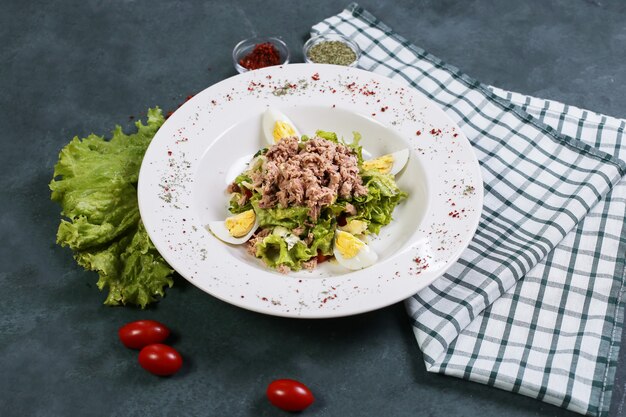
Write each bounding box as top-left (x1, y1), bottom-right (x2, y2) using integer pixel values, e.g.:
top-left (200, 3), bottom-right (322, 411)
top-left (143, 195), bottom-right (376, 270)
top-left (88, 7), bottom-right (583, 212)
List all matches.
top-left (239, 42), bottom-right (281, 70)
top-left (448, 210), bottom-right (460, 218)
top-left (166, 94), bottom-right (195, 119)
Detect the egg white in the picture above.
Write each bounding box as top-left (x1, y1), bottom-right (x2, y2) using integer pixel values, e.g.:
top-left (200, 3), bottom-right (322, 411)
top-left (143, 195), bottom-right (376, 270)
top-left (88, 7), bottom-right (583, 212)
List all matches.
top-left (207, 216), bottom-right (259, 245)
top-left (363, 148), bottom-right (409, 176)
top-left (333, 231), bottom-right (378, 270)
top-left (387, 148), bottom-right (409, 175)
top-left (225, 153), bottom-right (255, 185)
top-left (261, 108), bottom-right (301, 146)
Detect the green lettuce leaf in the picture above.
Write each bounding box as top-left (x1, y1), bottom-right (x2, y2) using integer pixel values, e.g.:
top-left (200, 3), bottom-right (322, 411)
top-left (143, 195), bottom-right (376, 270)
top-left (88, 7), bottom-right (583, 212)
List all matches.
top-left (360, 169), bottom-right (402, 197)
top-left (315, 130), bottom-right (339, 143)
top-left (251, 199), bottom-right (310, 229)
top-left (75, 222), bottom-right (173, 308)
top-left (228, 194), bottom-right (252, 214)
top-left (308, 218), bottom-right (335, 256)
top-left (233, 172), bottom-right (252, 186)
top-left (255, 234), bottom-right (312, 271)
top-left (353, 169), bottom-right (407, 234)
top-left (50, 108), bottom-right (173, 307)
top-left (347, 131), bottom-right (363, 164)
top-left (253, 217), bottom-right (335, 271)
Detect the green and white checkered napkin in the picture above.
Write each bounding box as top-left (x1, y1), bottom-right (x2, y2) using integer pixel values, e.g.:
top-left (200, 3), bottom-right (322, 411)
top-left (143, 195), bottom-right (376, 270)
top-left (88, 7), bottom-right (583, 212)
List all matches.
top-left (313, 4), bottom-right (626, 416)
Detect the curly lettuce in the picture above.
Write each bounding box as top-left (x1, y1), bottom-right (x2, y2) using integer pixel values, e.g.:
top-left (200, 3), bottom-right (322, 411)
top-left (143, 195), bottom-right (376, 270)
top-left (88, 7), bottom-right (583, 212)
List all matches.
top-left (251, 199), bottom-right (310, 229)
top-left (308, 218), bottom-right (335, 256)
top-left (50, 108), bottom-right (173, 308)
top-left (256, 235), bottom-right (311, 270)
top-left (352, 169), bottom-right (407, 234)
top-left (255, 218), bottom-right (335, 271)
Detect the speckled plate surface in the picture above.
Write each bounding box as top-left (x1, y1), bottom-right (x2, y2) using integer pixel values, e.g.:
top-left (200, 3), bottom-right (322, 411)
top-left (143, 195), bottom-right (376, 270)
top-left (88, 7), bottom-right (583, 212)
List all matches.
top-left (138, 63), bottom-right (483, 318)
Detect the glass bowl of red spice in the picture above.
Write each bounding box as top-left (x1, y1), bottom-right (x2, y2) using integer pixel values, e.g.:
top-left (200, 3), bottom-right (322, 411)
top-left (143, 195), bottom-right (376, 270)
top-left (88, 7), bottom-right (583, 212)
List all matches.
top-left (233, 36), bottom-right (290, 73)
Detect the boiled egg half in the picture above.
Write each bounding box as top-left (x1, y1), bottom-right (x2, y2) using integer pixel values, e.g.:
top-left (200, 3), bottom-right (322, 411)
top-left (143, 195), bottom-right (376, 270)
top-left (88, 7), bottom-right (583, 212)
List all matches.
top-left (362, 148), bottom-right (409, 176)
top-left (333, 230), bottom-right (378, 270)
top-left (262, 108), bottom-right (301, 145)
top-left (207, 209), bottom-right (259, 244)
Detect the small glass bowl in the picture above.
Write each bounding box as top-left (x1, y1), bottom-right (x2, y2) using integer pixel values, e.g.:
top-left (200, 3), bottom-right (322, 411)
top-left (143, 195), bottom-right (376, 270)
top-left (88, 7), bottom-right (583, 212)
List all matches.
top-left (303, 34), bottom-right (361, 67)
top-left (232, 36), bottom-right (290, 74)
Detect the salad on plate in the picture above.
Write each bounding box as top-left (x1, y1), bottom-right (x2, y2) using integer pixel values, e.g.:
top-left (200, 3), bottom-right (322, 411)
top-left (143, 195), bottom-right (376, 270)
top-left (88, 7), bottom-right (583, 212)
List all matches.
top-left (208, 108), bottom-right (409, 272)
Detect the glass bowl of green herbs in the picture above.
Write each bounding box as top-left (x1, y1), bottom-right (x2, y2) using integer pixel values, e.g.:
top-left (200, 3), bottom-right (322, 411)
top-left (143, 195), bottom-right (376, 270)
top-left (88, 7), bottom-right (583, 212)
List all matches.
top-left (303, 34), bottom-right (361, 67)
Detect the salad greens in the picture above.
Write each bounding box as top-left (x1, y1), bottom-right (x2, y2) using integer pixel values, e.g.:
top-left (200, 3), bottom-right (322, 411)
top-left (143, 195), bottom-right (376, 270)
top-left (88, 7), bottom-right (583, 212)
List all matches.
top-left (353, 169), bottom-right (407, 234)
top-left (256, 234), bottom-right (311, 270)
top-left (50, 108), bottom-right (173, 308)
top-left (229, 131), bottom-right (406, 271)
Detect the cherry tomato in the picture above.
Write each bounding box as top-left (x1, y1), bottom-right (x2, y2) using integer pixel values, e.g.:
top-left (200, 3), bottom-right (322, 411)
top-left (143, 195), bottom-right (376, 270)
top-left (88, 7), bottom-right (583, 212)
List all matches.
top-left (316, 250), bottom-right (330, 264)
top-left (138, 344), bottom-right (182, 376)
top-left (118, 320), bottom-right (170, 349)
top-left (266, 379), bottom-right (314, 412)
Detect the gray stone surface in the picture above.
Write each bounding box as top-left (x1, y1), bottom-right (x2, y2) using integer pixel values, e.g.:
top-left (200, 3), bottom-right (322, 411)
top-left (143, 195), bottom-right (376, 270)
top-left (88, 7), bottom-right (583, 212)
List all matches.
top-left (1, 0), bottom-right (624, 416)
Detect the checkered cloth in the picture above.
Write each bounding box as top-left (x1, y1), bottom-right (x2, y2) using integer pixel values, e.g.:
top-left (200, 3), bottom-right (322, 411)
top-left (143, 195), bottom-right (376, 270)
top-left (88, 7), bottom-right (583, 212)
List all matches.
top-left (313, 4), bottom-right (626, 416)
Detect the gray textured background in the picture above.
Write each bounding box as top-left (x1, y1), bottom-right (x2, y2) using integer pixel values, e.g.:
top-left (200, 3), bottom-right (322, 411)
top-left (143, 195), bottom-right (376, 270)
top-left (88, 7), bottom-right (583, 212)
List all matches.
top-left (1, 0), bottom-right (624, 416)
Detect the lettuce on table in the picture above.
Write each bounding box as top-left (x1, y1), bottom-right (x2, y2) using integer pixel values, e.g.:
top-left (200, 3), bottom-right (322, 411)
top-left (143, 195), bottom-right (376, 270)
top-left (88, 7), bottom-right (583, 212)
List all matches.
top-left (50, 108), bottom-right (173, 308)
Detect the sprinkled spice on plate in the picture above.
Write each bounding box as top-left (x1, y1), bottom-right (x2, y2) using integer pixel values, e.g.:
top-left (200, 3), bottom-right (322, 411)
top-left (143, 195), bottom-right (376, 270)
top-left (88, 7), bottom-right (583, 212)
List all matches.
top-left (306, 40), bottom-right (357, 66)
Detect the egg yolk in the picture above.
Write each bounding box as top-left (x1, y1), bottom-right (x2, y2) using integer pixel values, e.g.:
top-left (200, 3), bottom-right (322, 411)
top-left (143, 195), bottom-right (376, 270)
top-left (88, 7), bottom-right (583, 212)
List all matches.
top-left (335, 231), bottom-right (365, 259)
top-left (273, 121), bottom-right (297, 142)
top-left (225, 209), bottom-right (256, 237)
top-left (362, 154), bottom-right (394, 174)
top-left (339, 219), bottom-right (368, 235)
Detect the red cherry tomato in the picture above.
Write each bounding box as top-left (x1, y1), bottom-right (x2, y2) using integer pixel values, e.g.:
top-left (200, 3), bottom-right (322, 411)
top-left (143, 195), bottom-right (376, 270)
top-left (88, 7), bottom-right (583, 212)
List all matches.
top-left (266, 379), bottom-right (314, 412)
top-left (316, 251), bottom-right (330, 264)
top-left (138, 344), bottom-right (182, 376)
top-left (118, 320), bottom-right (170, 349)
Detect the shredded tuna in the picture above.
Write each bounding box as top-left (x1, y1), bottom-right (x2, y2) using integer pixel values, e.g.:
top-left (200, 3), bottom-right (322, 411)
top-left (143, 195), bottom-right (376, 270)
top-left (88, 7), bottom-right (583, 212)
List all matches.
top-left (277, 265), bottom-right (291, 274)
top-left (251, 136), bottom-right (367, 219)
top-left (302, 258), bottom-right (318, 271)
top-left (344, 202), bottom-right (357, 215)
top-left (292, 225), bottom-right (306, 236)
top-left (245, 242), bottom-right (257, 257)
top-left (237, 193), bottom-right (249, 207)
top-left (226, 183), bottom-right (240, 194)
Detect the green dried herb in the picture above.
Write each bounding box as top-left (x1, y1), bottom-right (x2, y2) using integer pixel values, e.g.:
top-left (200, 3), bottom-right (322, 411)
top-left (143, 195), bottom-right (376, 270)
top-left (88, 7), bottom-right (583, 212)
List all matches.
top-left (307, 40), bottom-right (357, 66)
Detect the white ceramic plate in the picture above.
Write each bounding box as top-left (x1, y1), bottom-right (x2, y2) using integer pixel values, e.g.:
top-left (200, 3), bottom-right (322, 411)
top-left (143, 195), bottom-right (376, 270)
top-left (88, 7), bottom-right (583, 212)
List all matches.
top-left (138, 63), bottom-right (483, 318)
